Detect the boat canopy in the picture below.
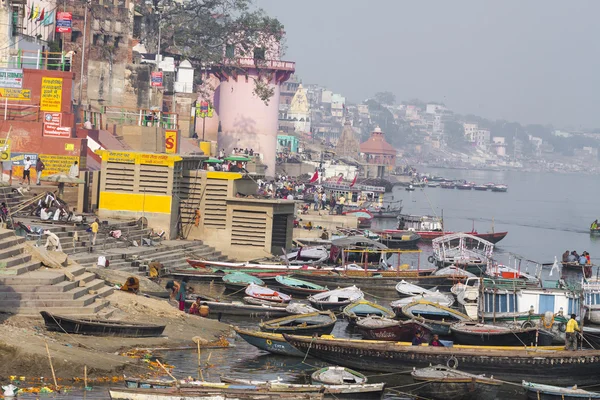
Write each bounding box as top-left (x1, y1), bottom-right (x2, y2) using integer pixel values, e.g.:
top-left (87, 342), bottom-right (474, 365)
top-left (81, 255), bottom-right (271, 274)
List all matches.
top-left (330, 236), bottom-right (387, 249)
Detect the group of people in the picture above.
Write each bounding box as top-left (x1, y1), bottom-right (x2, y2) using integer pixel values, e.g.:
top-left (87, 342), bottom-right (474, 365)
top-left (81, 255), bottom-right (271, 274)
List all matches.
top-left (592, 219), bottom-right (599, 230)
top-left (21, 156), bottom-right (79, 187)
top-left (562, 250), bottom-right (591, 265)
top-left (412, 331), bottom-right (445, 347)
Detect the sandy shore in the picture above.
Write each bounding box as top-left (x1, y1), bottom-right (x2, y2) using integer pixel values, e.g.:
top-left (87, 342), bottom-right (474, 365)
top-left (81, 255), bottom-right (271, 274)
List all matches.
top-left (0, 291), bottom-right (232, 381)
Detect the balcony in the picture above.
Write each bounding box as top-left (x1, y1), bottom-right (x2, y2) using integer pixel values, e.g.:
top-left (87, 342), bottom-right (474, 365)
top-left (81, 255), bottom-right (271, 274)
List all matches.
top-left (221, 57), bottom-right (295, 72)
top-left (3, 49), bottom-right (71, 71)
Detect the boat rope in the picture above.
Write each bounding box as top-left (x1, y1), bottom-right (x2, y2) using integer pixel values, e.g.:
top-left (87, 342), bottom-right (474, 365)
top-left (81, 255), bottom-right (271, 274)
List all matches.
top-left (364, 369), bottom-right (414, 378)
top-left (386, 384), bottom-right (435, 400)
top-left (301, 335), bottom-right (317, 364)
top-left (360, 289), bottom-right (395, 300)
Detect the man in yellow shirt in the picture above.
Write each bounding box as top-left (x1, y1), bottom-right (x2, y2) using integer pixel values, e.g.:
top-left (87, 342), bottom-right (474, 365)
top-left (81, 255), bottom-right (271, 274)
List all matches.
top-left (565, 313), bottom-right (580, 351)
top-left (89, 218), bottom-right (99, 246)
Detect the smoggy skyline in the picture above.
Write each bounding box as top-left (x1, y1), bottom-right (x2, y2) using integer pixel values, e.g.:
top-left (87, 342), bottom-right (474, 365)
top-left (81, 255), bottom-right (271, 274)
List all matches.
top-left (257, 0), bottom-right (600, 129)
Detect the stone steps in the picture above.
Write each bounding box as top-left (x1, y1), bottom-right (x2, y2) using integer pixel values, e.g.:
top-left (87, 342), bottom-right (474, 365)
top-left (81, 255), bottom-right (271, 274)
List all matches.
top-left (0, 293), bottom-right (99, 308)
top-left (2, 301), bottom-right (110, 316)
top-left (0, 285), bottom-right (90, 300)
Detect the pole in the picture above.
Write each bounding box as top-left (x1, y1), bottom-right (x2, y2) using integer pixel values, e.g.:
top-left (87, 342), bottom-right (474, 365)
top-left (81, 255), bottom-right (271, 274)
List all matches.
top-left (202, 115), bottom-right (206, 141)
top-left (44, 341), bottom-right (58, 391)
top-left (78, 1), bottom-right (88, 104)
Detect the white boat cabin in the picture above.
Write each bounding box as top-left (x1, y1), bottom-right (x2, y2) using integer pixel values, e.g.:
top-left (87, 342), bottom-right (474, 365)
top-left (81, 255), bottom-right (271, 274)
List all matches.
top-left (398, 214), bottom-right (443, 231)
top-left (323, 183), bottom-right (385, 208)
top-left (483, 287), bottom-right (582, 316)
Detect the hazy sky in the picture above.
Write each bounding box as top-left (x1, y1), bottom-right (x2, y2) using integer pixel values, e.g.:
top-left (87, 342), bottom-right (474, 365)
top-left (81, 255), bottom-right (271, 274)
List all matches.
top-left (256, 0), bottom-right (600, 128)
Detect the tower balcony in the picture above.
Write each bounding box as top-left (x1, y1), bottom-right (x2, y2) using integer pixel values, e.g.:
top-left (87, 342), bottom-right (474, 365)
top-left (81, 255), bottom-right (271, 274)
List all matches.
top-left (213, 57), bottom-right (295, 84)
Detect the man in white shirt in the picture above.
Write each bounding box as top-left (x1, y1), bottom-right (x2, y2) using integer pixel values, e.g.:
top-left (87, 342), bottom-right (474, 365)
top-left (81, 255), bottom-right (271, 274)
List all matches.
top-left (40, 207), bottom-right (52, 220)
top-left (22, 156), bottom-right (32, 185)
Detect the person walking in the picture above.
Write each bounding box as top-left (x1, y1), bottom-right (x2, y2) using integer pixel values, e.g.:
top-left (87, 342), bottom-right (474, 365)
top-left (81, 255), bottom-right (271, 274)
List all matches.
top-left (35, 157), bottom-right (45, 185)
top-left (89, 218), bottom-right (99, 246)
top-left (565, 313), bottom-right (581, 351)
top-left (176, 277), bottom-right (189, 311)
top-left (22, 156), bottom-right (32, 185)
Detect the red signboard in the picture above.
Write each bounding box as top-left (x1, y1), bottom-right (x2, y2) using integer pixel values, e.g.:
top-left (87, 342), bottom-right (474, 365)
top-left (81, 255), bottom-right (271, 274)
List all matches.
top-left (43, 112), bottom-right (71, 138)
top-left (56, 12), bottom-right (72, 33)
top-left (151, 72), bottom-right (163, 87)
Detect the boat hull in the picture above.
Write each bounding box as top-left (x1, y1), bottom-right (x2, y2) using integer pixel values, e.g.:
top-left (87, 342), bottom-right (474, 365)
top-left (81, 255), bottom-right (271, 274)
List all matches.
top-left (282, 335), bottom-right (600, 385)
top-left (109, 387), bottom-right (322, 400)
top-left (234, 328), bottom-right (305, 357)
top-left (199, 301), bottom-right (290, 317)
top-left (412, 378), bottom-right (499, 400)
top-left (259, 312), bottom-right (337, 336)
top-left (413, 231), bottom-right (508, 244)
top-left (357, 320), bottom-right (432, 342)
top-left (451, 327), bottom-right (554, 347)
top-left (40, 311), bottom-right (165, 337)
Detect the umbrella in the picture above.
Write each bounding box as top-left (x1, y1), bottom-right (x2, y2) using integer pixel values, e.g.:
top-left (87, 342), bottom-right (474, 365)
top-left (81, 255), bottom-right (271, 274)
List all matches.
top-left (40, 172), bottom-right (85, 184)
top-left (204, 158), bottom-right (224, 164)
top-left (224, 156), bottom-right (251, 162)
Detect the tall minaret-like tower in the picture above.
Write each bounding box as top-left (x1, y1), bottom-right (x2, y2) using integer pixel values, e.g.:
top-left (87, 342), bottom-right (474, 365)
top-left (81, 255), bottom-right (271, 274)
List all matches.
top-left (213, 38), bottom-right (295, 175)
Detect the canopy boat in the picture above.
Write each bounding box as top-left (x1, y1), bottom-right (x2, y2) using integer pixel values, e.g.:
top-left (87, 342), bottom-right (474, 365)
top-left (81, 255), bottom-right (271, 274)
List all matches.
top-left (222, 272), bottom-right (265, 290)
top-left (243, 297), bottom-right (289, 308)
top-left (491, 184), bottom-right (508, 192)
top-left (400, 300), bottom-right (472, 336)
top-left (356, 316), bottom-right (432, 342)
top-left (193, 300), bottom-right (290, 318)
top-left (522, 381), bottom-right (600, 400)
top-left (308, 286), bottom-right (364, 310)
top-left (328, 236), bottom-right (389, 265)
top-left (286, 303), bottom-right (320, 314)
top-left (450, 321), bottom-right (554, 346)
top-left (245, 283), bottom-right (292, 304)
top-left (282, 334), bottom-right (600, 385)
top-left (109, 386), bottom-right (323, 400)
top-left (234, 327), bottom-right (304, 357)
top-left (342, 300), bottom-right (394, 324)
top-left (395, 280), bottom-right (438, 297)
top-left (311, 366), bottom-right (367, 385)
top-left (431, 233), bottom-right (493, 275)
top-left (220, 377), bottom-right (385, 400)
top-left (40, 311), bottom-right (165, 337)
top-left (281, 246), bottom-right (329, 265)
top-left (378, 231), bottom-right (421, 249)
top-left (275, 275), bottom-right (328, 296)
top-left (396, 214), bottom-right (508, 244)
top-left (411, 365), bottom-right (502, 400)
top-left (259, 311), bottom-right (337, 336)
top-left (390, 292), bottom-right (454, 314)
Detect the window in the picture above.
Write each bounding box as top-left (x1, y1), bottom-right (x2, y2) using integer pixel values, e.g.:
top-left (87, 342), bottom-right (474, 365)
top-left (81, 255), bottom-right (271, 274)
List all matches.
top-left (253, 47), bottom-right (265, 60)
top-left (71, 31), bottom-right (82, 43)
top-left (225, 44), bottom-right (235, 58)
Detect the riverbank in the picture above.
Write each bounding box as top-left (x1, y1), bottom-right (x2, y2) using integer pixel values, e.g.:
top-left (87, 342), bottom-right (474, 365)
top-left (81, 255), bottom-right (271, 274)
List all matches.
top-left (0, 291), bottom-right (232, 382)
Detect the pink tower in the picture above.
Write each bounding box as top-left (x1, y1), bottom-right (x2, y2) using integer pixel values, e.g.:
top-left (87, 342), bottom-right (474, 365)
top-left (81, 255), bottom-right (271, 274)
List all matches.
top-left (213, 41), bottom-right (295, 175)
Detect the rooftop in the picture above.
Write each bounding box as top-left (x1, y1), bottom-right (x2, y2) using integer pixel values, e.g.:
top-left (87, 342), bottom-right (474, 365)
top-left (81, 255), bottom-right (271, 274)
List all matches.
top-left (360, 126), bottom-right (396, 156)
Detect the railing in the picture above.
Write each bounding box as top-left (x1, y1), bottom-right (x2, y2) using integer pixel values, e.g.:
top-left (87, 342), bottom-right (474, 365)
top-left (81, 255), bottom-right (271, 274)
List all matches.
top-left (222, 57), bottom-right (295, 71)
top-left (3, 49), bottom-right (74, 71)
top-left (102, 106), bottom-right (179, 130)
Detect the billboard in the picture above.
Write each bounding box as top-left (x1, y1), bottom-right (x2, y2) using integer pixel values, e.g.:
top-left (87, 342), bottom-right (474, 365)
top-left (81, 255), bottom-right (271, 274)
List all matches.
top-left (0, 69), bottom-right (23, 88)
top-left (40, 77), bottom-right (63, 112)
top-left (56, 12), bottom-right (72, 33)
top-left (165, 130), bottom-right (178, 154)
top-left (151, 72), bottom-right (163, 87)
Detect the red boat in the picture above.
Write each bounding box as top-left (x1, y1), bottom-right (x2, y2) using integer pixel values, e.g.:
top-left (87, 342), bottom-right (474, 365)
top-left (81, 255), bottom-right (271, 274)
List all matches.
top-left (342, 209), bottom-right (373, 229)
top-left (395, 214), bottom-right (507, 244)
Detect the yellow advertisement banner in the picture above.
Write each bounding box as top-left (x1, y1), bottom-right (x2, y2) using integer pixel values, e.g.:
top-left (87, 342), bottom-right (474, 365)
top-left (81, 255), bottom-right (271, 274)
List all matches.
top-left (0, 88), bottom-right (31, 101)
top-left (40, 77), bottom-right (63, 112)
top-left (165, 130), bottom-right (177, 154)
top-left (38, 154), bottom-right (79, 176)
top-left (97, 150), bottom-right (182, 167)
top-left (105, 151), bottom-right (136, 164)
top-left (0, 138), bottom-right (10, 161)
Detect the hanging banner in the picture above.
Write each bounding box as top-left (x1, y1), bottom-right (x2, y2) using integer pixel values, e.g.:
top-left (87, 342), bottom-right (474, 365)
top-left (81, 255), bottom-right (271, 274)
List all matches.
top-left (0, 69), bottom-right (23, 88)
top-left (40, 77), bottom-right (63, 112)
top-left (165, 130), bottom-right (178, 154)
top-left (55, 12), bottom-right (72, 33)
top-left (0, 88), bottom-right (30, 100)
top-left (151, 72), bottom-right (163, 87)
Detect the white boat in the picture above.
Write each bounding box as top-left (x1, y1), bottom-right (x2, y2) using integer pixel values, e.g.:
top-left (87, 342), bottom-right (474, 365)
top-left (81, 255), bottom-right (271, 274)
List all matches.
top-left (308, 286), bottom-right (364, 310)
top-left (434, 266), bottom-right (476, 278)
top-left (485, 263), bottom-right (539, 283)
top-left (454, 277), bottom-right (480, 319)
top-left (286, 303), bottom-right (320, 315)
top-left (245, 283), bottom-right (292, 303)
top-left (281, 246), bottom-right (329, 264)
top-left (583, 280), bottom-right (600, 324)
top-left (431, 233), bottom-right (494, 275)
top-left (390, 292), bottom-right (454, 308)
top-left (395, 280), bottom-right (437, 297)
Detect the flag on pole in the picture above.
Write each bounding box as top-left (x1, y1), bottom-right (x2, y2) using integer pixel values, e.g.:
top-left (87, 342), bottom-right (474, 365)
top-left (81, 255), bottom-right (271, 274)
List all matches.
top-left (32, 5), bottom-right (39, 21)
top-left (42, 10), bottom-right (55, 26)
top-left (36, 8), bottom-right (45, 23)
top-left (349, 173), bottom-right (358, 187)
top-left (309, 170), bottom-right (319, 183)
top-left (27, 3), bottom-right (34, 20)
top-left (337, 174), bottom-right (343, 184)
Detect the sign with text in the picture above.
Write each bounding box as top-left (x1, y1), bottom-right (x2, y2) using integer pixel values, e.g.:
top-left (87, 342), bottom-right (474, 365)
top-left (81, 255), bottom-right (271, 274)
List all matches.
top-left (165, 130), bottom-right (178, 154)
top-left (0, 69), bottom-right (23, 88)
top-left (56, 12), bottom-right (72, 33)
top-left (0, 88), bottom-right (30, 100)
top-left (0, 139), bottom-right (10, 162)
top-left (151, 72), bottom-right (163, 87)
top-left (43, 112), bottom-right (71, 138)
top-left (38, 154), bottom-right (79, 175)
top-left (40, 77), bottom-right (63, 112)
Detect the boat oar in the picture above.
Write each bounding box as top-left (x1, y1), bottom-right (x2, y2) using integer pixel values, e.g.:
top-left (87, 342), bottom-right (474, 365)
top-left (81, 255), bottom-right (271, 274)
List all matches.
top-left (156, 360), bottom-right (178, 387)
top-left (44, 341), bottom-right (59, 392)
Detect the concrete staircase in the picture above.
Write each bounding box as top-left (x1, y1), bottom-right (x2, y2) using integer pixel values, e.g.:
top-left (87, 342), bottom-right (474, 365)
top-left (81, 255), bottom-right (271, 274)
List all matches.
top-left (0, 228), bottom-right (113, 316)
top-left (71, 240), bottom-right (228, 274)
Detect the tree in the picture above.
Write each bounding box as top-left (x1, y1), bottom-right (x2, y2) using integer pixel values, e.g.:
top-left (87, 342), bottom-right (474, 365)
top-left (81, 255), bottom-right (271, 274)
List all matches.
top-left (141, 0), bottom-right (284, 102)
top-left (444, 120), bottom-right (466, 149)
top-left (374, 91), bottom-right (396, 105)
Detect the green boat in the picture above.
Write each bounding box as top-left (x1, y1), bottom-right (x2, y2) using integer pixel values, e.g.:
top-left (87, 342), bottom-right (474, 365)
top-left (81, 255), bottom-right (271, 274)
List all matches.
top-left (342, 300), bottom-right (395, 325)
top-left (275, 275), bottom-right (328, 296)
top-left (591, 228), bottom-right (600, 236)
top-left (222, 272), bottom-right (265, 291)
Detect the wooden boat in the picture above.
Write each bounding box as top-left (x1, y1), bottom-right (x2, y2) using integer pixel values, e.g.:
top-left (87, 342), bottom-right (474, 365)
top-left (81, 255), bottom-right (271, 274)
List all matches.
top-left (194, 300), bottom-right (290, 317)
top-left (259, 311), bottom-right (337, 335)
top-left (342, 300), bottom-right (394, 325)
top-left (222, 272), bottom-right (265, 290)
top-left (40, 311), bottom-right (165, 337)
top-left (282, 334), bottom-right (600, 385)
top-left (473, 185), bottom-right (488, 191)
top-left (311, 366), bottom-right (367, 385)
top-left (281, 246), bottom-right (329, 265)
top-left (109, 386), bottom-right (323, 399)
top-left (484, 263), bottom-right (539, 284)
top-left (390, 292), bottom-right (454, 312)
top-left (286, 303), bottom-right (320, 314)
top-left (395, 280), bottom-right (438, 297)
top-left (440, 182), bottom-right (455, 189)
top-left (431, 233), bottom-right (493, 274)
top-left (491, 184), bottom-right (508, 192)
top-left (591, 228), bottom-right (600, 236)
top-left (371, 208), bottom-right (402, 219)
top-left (456, 184), bottom-right (473, 190)
top-left (234, 327), bottom-right (305, 357)
top-left (400, 300), bottom-right (471, 336)
top-left (221, 377), bottom-right (384, 400)
top-left (405, 185), bottom-right (415, 191)
top-left (342, 209), bottom-right (373, 229)
top-left (434, 266), bottom-right (476, 278)
top-left (245, 283), bottom-right (291, 303)
top-left (242, 297), bottom-right (289, 308)
top-left (275, 275), bottom-right (328, 296)
top-left (450, 321), bottom-right (554, 346)
top-left (427, 182), bottom-right (440, 188)
top-left (356, 316), bottom-right (432, 342)
top-left (378, 231), bottom-right (421, 249)
top-left (522, 380), bottom-right (600, 400)
top-left (308, 286), bottom-right (364, 310)
top-left (411, 365), bottom-right (502, 400)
